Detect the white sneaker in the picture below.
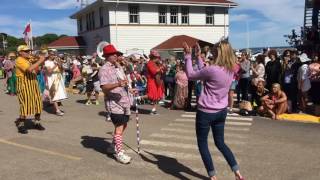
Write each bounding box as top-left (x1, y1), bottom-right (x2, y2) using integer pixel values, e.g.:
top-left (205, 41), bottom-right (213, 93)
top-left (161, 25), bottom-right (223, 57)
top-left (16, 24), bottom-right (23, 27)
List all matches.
top-left (85, 100), bottom-right (92, 106)
top-left (114, 151), bottom-right (131, 164)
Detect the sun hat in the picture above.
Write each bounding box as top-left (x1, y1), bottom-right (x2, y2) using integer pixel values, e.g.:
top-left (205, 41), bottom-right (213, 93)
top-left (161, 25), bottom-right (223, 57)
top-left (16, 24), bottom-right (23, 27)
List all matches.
top-left (17, 45), bottom-right (31, 52)
top-left (299, 53), bottom-right (311, 63)
top-left (103, 44), bottom-right (123, 57)
top-left (8, 52), bottom-right (16, 57)
top-left (149, 50), bottom-right (160, 58)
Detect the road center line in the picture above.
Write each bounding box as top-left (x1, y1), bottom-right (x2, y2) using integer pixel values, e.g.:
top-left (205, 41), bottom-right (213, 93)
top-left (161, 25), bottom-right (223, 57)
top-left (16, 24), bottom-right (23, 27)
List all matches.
top-left (0, 139), bottom-right (82, 161)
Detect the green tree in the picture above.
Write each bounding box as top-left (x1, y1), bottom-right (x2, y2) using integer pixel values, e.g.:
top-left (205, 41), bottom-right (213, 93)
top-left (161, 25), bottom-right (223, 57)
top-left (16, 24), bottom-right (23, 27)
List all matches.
top-left (284, 29), bottom-right (302, 48)
top-left (34, 33), bottom-right (59, 47)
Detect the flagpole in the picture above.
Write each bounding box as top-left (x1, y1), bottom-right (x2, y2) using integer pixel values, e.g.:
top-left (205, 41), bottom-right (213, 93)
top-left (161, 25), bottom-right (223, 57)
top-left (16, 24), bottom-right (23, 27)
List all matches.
top-left (30, 19), bottom-right (33, 50)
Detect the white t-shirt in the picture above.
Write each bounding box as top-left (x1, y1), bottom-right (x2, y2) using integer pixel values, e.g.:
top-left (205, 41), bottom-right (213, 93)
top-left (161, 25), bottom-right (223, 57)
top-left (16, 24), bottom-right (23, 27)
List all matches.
top-left (297, 64), bottom-right (311, 92)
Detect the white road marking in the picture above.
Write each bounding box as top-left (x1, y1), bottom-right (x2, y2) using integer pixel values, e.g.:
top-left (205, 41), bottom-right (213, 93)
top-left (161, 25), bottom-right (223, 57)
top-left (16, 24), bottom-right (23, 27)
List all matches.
top-left (226, 122), bottom-right (252, 126)
top-left (161, 128), bottom-right (194, 133)
top-left (162, 126), bottom-right (250, 133)
top-left (0, 139), bottom-right (82, 161)
top-left (150, 133), bottom-right (247, 144)
top-left (175, 118), bottom-right (195, 123)
top-left (141, 139), bottom-right (197, 150)
top-left (184, 112), bottom-right (196, 114)
top-left (126, 147), bottom-right (225, 162)
top-left (181, 114), bottom-right (196, 118)
top-left (225, 127), bottom-right (250, 131)
top-left (160, 128), bottom-right (248, 139)
top-left (176, 117), bottom-right (253, 123)
top-left (227, 116), bottom-right (253, 121)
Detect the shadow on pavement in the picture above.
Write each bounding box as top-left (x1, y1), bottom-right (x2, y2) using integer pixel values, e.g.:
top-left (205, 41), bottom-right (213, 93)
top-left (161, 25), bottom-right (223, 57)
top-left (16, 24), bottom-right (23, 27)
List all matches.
top-left (80, 135), bottom-right (115, 160)
top-left (76, 99), bottom-right (88, 104)
top-left (98, 111), bottom-right (108, 117)
top-left (140, 151), bottom-right (207, 180)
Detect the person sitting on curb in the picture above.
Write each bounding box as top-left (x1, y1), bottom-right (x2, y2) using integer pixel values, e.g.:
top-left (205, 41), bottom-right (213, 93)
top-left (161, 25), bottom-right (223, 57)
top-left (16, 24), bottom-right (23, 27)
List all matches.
top-left (261, 83), bottom-right (288, 120)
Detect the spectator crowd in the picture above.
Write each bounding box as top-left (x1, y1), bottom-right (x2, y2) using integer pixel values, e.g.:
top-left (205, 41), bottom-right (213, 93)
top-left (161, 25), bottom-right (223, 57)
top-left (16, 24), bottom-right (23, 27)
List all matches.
top-left (1, 46), bottom-right (320, 120)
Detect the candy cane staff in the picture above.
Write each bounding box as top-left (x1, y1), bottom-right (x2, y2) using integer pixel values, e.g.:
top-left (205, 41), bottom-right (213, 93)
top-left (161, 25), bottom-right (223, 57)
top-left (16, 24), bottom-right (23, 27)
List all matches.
top-left (115, 56), bottom-right (141, 154)
top-left (134, 93), bottom-right (141, 154)
top-left (98, 44), bottom-right (133, 164)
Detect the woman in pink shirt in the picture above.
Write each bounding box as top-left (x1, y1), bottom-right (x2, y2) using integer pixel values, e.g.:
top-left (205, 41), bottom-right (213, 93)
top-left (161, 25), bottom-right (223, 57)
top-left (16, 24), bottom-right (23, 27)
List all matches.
top-left (68, 63), bottom-right (82, 91)
top-left (183, 41), bottom-right (244, 180)
top-left (171, 64), bottom-right (188, 109)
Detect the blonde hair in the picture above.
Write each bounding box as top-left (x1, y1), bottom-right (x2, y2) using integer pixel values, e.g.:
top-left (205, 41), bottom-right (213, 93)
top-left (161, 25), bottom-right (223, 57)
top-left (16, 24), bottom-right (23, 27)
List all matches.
top-left (211, 40), bottom-right (236, 71)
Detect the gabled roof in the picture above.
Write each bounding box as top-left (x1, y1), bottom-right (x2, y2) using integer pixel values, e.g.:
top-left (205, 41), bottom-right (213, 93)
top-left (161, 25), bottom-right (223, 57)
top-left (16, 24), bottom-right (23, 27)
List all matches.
top-left (152, 35), bottom-right (214, 50)
top-left (48, 36), bottom-right (86, 48)
top-left (70, 0), bottom-right (237, 19)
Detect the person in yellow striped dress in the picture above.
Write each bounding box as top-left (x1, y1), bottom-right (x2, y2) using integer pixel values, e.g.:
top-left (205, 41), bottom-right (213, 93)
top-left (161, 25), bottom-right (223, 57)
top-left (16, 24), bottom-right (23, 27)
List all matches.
top-left (15, 45), bottom-right (46, 134)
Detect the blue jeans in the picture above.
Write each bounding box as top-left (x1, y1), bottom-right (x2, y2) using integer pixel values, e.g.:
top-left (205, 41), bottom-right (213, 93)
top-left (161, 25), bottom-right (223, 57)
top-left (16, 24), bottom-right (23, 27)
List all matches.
top-left (196, 109), bottom-right (239, 177)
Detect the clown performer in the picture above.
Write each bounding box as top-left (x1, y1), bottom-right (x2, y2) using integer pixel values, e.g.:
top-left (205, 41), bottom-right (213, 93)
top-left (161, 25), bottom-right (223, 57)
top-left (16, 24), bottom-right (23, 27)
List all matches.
top-left (99, 44), bottom-right (137, 164)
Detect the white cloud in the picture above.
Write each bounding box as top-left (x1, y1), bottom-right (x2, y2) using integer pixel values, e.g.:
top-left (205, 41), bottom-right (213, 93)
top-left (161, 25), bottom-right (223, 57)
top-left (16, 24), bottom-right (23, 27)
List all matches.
top-left (32, 0), bottom-right (96, 9)
top-left (230, 0), bottom-right (305, 48)
top-left (230, 14), bottom-right (250, 22)
top-left (0, 15), bottom-right (77, 37)
top-left (0, 15), bottom-right (20, 26)
top-left (233, 0), bottom-right (304, 26)
top-left (32, 18), bottom-right (77, 36)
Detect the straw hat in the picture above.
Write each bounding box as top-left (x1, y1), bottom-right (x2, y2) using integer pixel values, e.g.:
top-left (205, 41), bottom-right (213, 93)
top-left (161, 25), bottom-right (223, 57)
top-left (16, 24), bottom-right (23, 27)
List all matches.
top-left (17, 45), bottom-right (31, 52)
top-left (8, 52), bottom-right (16, 58)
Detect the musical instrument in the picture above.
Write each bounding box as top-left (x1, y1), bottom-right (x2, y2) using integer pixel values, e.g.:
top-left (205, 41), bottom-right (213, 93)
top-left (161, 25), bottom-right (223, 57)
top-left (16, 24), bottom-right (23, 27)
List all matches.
top-left (96, 41), bottom-right (109, 60)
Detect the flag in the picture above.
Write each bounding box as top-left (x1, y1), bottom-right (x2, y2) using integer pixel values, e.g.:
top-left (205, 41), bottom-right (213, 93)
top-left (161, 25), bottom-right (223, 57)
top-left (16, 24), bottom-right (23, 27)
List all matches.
top-left (23, 22), bottom-right (33, 49)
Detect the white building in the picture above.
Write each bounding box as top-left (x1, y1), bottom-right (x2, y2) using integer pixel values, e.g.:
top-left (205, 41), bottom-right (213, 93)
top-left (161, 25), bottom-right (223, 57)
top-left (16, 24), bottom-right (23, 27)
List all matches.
top-left (70, 0), bottom-right (237, 55)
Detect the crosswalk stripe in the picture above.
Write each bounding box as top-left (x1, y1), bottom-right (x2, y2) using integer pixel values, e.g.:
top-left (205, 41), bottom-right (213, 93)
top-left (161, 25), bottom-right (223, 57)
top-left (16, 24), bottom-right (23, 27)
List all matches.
top-left (161, 128), bottom-right (194, 133)
top-left (227, 113), bottom-right (240, 116)
top-left (185, 112), bottom-right (196, 114)
top-left (176, 117), bottom-right (253, 123)
top-left (141, 139), bottom-right (197, 150)
top-left (162, 126), bottom-right (250, 133)
top-left (125, 147), bottom-right (225, 162)
top-left (227, 116), bottom-right (253, 121)
top-left (182, 114), bottom-right (196, 118)
top-left (175, 118), bottom-right (195, 122)
top-left (149, 133), bottom-right (247, 144)
top-left (162, 127), bottom-right (248, 139)
top-left (225, 127), bottom-right (250, 131)
top-left (226, 122), bottom-right (252, 126)
top-left (168, 123), bottom-right (194, 128)
top-left (185, 112), bottom-right (241, 117)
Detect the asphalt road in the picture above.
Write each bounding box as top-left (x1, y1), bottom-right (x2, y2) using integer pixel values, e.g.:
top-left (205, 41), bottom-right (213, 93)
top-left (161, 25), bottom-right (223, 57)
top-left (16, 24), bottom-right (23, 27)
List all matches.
top-left (0, 84), bottom-right (319, 180)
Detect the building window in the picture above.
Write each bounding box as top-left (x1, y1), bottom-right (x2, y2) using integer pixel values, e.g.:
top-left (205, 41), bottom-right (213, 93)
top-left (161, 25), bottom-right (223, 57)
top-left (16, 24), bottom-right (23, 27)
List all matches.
top-left (129, 5), bottom-right (139, 24)
top-left (159, 6), bottom-right (167, 24)
top-left (181, 6), bottom-right (189, 25)
top-left (206, 7), bottom-right (214, 25)
top-left (170, 6), bottom-right (178, 24)
top-left (99, 7), bottom-right (104, 27)
top-left (78, 17), bottom-right (83, 32)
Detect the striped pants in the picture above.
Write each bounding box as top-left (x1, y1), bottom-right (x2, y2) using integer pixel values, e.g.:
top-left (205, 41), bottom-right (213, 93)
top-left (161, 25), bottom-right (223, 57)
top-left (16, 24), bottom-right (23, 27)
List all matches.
top-left (16, 73), bottom-right (42, 117)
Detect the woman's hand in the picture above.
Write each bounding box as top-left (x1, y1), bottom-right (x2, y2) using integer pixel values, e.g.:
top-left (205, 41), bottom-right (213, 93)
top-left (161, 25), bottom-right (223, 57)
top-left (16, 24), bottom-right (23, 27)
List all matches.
top-left (183, 42), bottom-right (192, 56)
top-left (195, 43), bottom-right (201, 57)
top-left (129, 88), bottom-right (138, 95)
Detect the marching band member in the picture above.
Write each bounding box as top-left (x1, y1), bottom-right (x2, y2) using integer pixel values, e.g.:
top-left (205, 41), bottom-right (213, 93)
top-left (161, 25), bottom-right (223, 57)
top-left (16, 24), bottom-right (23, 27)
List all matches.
top-left (44, 52), bottom-right (67, 116)
top-left (99, 44), bottom-right (137, 164)
top-left (15, 45), bottom-right (46, 134)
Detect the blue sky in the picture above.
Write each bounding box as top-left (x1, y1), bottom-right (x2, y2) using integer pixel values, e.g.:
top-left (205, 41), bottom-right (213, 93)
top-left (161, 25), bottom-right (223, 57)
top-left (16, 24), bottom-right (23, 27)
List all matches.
top-left (0, 0), bottom-right (305, 48)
